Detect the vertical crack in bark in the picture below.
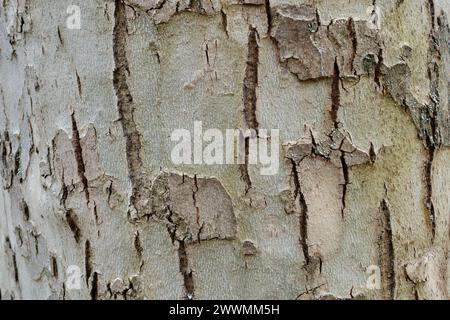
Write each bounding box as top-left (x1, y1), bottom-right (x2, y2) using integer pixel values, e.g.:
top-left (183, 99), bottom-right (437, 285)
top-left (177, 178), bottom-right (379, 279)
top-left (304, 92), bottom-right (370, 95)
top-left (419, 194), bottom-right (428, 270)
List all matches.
top-left (134, 230), bottom-right (144, 271)
top-left (14, 145), bottom-right (21, 177)
top-left (133, 231), bottom-right (143, 259)
top-left (330, 60), bottom-right (340, 128)
top-left (379, 199), bottom-right (395, 299)
top-left (65, 209), bottom-right (81, 243)
top-left (369, 142), bottom-right (377, 163)
top-left (220, 9), bottom-right (229, 38)
top-left (192, 175), bottom-right (201, 238)
top-left (92, 202), bottom-right (101, 226)
top-left (339, 143), bottom-right (349, 219)
top-left (46, 146), bottom-right (53, 177)
top-left (239, 137), bottom-right (253, 194)
top-left (330, 61), bottom-right (349, 218)
top-left (428, 0), bottom-right (435, 30)
top-left (62, 283), bottom-right (66, 300)
top-left (424, 0), bottom-right (439, 242)
top-left (339, 139), bottom-right (350, 218)
top-left (12, 253), bottom-right (19, 283)
top-left (60, 174), bottom-right (69, 207)
top-left (6, 237), bottom-right (19, 283)
top-left (178, 240), bottom-right (195, 299)
top-left (240, 26), bottom-right (259, 194)
top-left (290, 159), bottom-right (310, 266)
top-left (374, 48), bottom-right (383, 88)
top-left (20, 199), bottom-right (30, 221)
top-left (166, 209), bottom-right (195, 299)
top-left (51, 255), bottom-right (58, 278)
top-left (347, 18), bottom-right (357, 74)
top-left (1, 131), bottom-right (9, 167)
top-left (264, 0), bottom-right (272, 34)
top-left (84, 240), bottom-right (93, 285)
top-left (315, 8), bottom-right (321, 27)
top-left (71, 112), bottom-right (90, 203)
top-left (33, 234), bottom-right (39, 255)
top-left (243, 26), bottom-right (259, 131)
top-left (425, 146), bottom-right (436, 241)
top-left (204, 43), bottom-right (210, 67)
top-left (90, 271), bottom-right (98, 300)
top-left (113, 0), bottom-right (145, 212)
top-left (57, 26), bottom-right (64, 46)
top-left (75, 69), bottom-right (82, 98)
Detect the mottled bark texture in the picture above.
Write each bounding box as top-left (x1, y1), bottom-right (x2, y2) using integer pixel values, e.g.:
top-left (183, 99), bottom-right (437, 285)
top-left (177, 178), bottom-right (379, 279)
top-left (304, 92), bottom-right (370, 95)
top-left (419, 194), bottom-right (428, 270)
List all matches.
top-left (1, 0), bottom-right (450, 300)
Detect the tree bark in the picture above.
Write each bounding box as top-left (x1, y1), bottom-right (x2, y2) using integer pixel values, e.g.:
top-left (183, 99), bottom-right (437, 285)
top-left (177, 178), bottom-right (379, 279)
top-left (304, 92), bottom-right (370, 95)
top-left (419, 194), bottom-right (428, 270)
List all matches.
top-left (0, 0), bottom-right (449, 300)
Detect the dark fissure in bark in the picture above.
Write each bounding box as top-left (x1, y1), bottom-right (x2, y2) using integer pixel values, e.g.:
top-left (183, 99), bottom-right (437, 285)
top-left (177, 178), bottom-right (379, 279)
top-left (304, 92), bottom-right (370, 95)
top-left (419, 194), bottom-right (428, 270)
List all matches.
top-left (243, 26), bottom-right (259, 131)
top-left (12, 253), bottom-right (19, 283)
top-left (330, 62), bottom-right (349, 218)
top-left (90, 272), bottom-right (99, 300)
top-left (178, 240), bottom-right (195, 299)
top-left (220, 9), bottom-right (228, 38)
top-left (51, 255), bottom-right (58, 278)
top-left (113, 0), bottom-right (145, 212)
top-left (57, 26), bottom-right (64, 45)
top-left (65, 209), bottom-right (81, 243)
top-left (5, 237), bottom-right (19, 283)
top-left (347, 18), bottom-right (357, 74)
top-left (374, 48), bottom-right (383, 88)
top-left (330, 60), bottom-right (340, 128)
top-left (424, 0), bottom-right (440, 241)
top-left (428, 0), bottom-right (435, 30)
top-left (75, 70), bottom-right (82, 97)
top-left (166, 210), bottom-right (195, 299)
top-left (425, 143), bottom-right (436, 240)
top-left (378, 199), bottom-right (396, 299)
top-left (240, 26), bottom-right (260, 193)
top-left (239, 137), bottom-right (253, 194)
top-left (85, 240), bottom-right (93, 285)
top-left (264, 0), bottom-right (272, 34)
top-left (339, 150), bottom-right (349, 218)
top-left (20, 199), bottom-right (29, 221)
top-left (71, 112), bottom-right (90, 203)
top-left (192, 175), bottom-right (202, 240)
top-left (290, 159), bottom-right (310, 266)
top-left (14, 146), bottom-right (21, 177)
top-left (134, 230), bottom-right (144, 271)
top-left (369, 142), bottom-right (377, 163)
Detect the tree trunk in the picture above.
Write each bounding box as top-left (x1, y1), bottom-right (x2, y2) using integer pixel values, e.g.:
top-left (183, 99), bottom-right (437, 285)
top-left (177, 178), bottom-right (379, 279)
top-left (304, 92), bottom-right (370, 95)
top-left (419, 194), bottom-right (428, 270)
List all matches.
top-left (0, 0), bottom-right (449, 300)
